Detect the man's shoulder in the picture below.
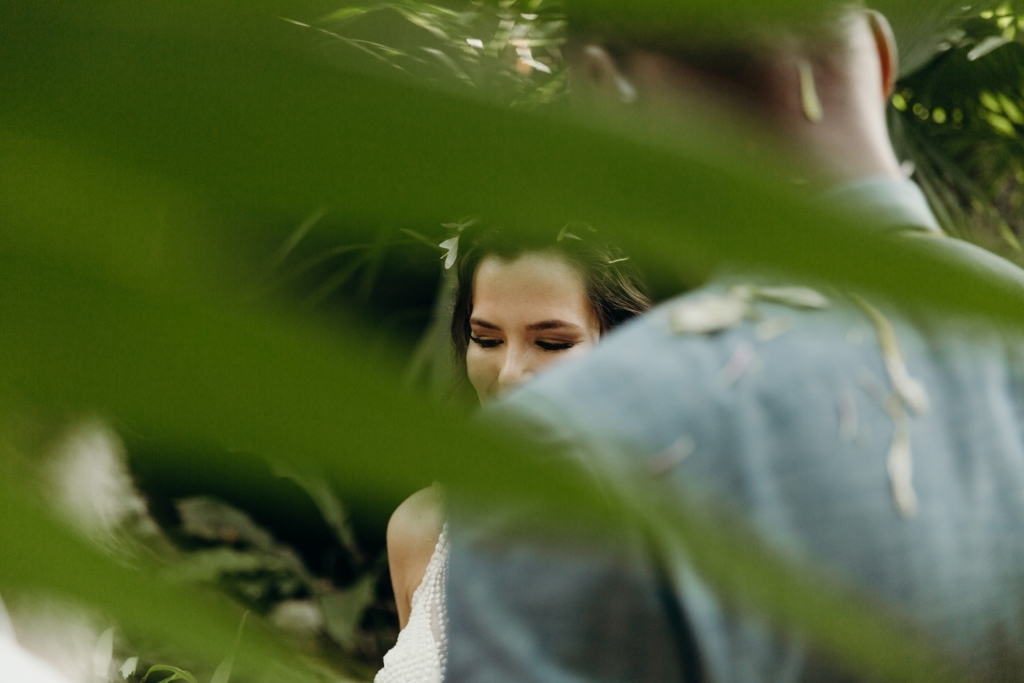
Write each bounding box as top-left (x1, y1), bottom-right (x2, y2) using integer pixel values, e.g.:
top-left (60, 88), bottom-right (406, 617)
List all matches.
top-left (497, 281), bottom-right (877, 452)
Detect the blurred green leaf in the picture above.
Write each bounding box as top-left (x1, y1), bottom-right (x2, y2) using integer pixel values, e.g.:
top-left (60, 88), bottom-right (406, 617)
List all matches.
top-left (0, 3), bottom-right (1018, 683)
top-left (0, 130), bottom-right (970, 683)
top-left (893, 4), bottom-right (1024, 260)
top-left (320, 576), bottom-right (377, 647)
top-left (320, 6), bottom-right (371, 22)
top-left (142, 665), bottom-right (200, 683)
top-left (0, 472), bottom-right (329, 683)
top-left (166, 548), bottom-right (305, 586)
top-left (968, 34), bottom-right (1011, 61)
top-left (209, 613), bottom-right (247, 683)
top-left (4, 2), bottom-right (1024, 327)
top-left (210, 657), bottom-right (236, 683)
top-left (272, 209), bottom-right (329, 270)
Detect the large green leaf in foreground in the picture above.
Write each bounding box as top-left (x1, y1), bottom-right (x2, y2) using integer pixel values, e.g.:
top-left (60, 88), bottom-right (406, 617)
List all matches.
top-left (566, 0), bottom-right (965, 76)
top-left (5, 0), bottom-right (1021, 323)
top-left (0, 135), bottom-right (962, 683)
top-left (0, 1), bottom-right (1013, 681)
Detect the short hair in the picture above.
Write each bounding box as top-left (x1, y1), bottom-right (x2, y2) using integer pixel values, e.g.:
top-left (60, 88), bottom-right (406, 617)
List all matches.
top-left (449, 226), bottom-right (652, 367)
top-left (568, 2), bottom-right (865, 54)
top-left (570, 3), bottom-right (866, 99)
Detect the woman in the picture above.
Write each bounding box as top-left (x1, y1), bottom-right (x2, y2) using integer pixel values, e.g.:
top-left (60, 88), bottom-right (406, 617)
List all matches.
top-left (376, 227), bottom-right (651, 683)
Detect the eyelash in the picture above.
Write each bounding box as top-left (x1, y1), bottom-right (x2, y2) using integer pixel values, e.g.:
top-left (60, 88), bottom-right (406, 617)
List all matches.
top-left (470, 336), bottom-right (575, 352)
top-left (470, 335), bottom-right (501, 349)
top-left (536, 340), bottom-right (575, 352)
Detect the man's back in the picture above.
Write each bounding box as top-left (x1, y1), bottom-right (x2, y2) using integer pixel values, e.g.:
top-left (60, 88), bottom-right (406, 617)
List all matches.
top-left (445, 7), bottom-right (1024, 680)
top-left (448, 244), bottom-right (1024, 681)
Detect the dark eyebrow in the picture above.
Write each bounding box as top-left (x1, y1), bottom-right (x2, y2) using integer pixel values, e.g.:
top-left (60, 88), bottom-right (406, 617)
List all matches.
top-left (526, 320), bottom-right (581, 332)
top-left (470, 318), bottom-right (501, 330)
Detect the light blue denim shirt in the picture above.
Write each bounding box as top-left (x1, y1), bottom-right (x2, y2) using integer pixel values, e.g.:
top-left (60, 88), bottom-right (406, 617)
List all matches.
top-left (823, 176), bottom-right (943, 234)
top-left (447, 180), bottom-right (1024, 683)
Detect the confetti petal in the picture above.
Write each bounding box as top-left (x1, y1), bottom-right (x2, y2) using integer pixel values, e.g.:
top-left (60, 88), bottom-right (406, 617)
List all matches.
top-left (719, 341), bottom-right (757, 387)
top-left (853, 296), bottom-right (930, 415)
top-left (755, 317), bottom-right (792, 341)
top-left (646, 435), bottom-right (695, 476)
top-left (670, 289), bottom-right (751, 335)
top-left (838, 390), bottom-right (859, 442)
top-left (754, 286), bottom-right (829, 309)
top-left (885, 400), bottom-right (919, 518)
top-left (798, 59), bottom-right (824, 123)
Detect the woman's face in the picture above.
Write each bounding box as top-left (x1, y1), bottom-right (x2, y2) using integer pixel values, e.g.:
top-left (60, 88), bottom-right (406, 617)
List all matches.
top-left (466, 252), bottom-right (601, 403)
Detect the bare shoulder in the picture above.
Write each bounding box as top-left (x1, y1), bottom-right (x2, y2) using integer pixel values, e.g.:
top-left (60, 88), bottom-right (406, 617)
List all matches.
top-left (388, 485), bottom-right (445, 551)
top-left (387, 485), bottom-right (445, 628)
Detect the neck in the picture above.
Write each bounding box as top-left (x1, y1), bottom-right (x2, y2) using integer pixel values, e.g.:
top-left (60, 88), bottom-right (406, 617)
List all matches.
top-left (604, 47), bottom-right (904, 188)
top-left (766, 54), bottom-right (903, 185)
top-left (775, 16), bottom-right (904, 185)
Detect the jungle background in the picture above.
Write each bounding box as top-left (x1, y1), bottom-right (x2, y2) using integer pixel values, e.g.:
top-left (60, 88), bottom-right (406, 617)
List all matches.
top-left (4, 0), bottom-right (1024, 682)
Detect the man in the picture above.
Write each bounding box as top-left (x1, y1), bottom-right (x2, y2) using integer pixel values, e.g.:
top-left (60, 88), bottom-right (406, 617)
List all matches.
top-left (446, 5), bottom-right (1024, 682)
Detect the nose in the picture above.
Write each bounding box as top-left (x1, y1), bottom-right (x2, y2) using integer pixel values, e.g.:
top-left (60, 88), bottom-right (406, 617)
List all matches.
top-left (496, 345), bottom-right (535, 394)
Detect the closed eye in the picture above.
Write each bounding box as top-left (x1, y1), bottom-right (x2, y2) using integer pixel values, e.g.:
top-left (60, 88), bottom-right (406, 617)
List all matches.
top-left (470, 335), bottom-right (502, 349)
top-left (536, 340), bottom-right (575, 351)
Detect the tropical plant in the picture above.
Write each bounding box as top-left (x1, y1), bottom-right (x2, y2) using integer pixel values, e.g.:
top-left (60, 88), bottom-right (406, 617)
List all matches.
top-left (1, 1), bottom-right (1022, 683)
top-left (893, 1), bottom-right (1024, 261)
top-left (296, 0), bottom-right (567, 106)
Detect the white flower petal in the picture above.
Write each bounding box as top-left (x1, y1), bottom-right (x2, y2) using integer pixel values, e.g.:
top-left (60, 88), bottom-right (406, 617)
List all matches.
top-left (754, 286), bottom-right (829, 309)
top-left (439, 237), bottom-right (459, 270)
top-left (522, 58), bottom-right (551, 73)
top-left (670, 292), bottom-right (751, 335)
top-left (120, 657), bottom-right (139, 679)
top-left (93, 628), bottom-right (114, 679)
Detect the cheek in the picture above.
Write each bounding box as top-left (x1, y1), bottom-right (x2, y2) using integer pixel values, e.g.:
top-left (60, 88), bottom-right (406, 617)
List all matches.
top-left (563, 338), bottom-right (599, 362)
top-left (533, 338), bottom-right (598, 373)
top-left (465, 347), bottom-right (498, 394)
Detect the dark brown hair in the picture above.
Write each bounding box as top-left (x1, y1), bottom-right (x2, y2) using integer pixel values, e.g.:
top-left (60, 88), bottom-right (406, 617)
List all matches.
top-left (450, 226), bottom-right (652, 367)
top-left (571, 5), bottom-right (863, 111)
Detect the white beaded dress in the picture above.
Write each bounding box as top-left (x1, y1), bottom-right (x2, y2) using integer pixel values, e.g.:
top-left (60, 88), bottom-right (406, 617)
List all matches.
top-left (374, 524), bottom-right (449, 683)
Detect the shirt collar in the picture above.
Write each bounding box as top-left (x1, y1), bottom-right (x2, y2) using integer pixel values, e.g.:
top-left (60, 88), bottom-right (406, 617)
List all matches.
top-left (822, 176), bottom-right (943, 235)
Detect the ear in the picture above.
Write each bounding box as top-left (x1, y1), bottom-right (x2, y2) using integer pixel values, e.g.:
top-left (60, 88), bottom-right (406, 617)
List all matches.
top-left (866, 10), bottom-right (898, 99)
top-left (580, 44), bottom-right (637, 104)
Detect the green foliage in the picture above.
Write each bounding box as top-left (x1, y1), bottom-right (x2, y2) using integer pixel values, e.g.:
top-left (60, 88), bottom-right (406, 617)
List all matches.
top-left (894, 2), bottom-right (1024, 260)
top-left (306, 0), bottom-right (567, 106)
top-left (2, 1), bottom-right (1023, 682)
top-left (141, 666), bottom-right (201, 683)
